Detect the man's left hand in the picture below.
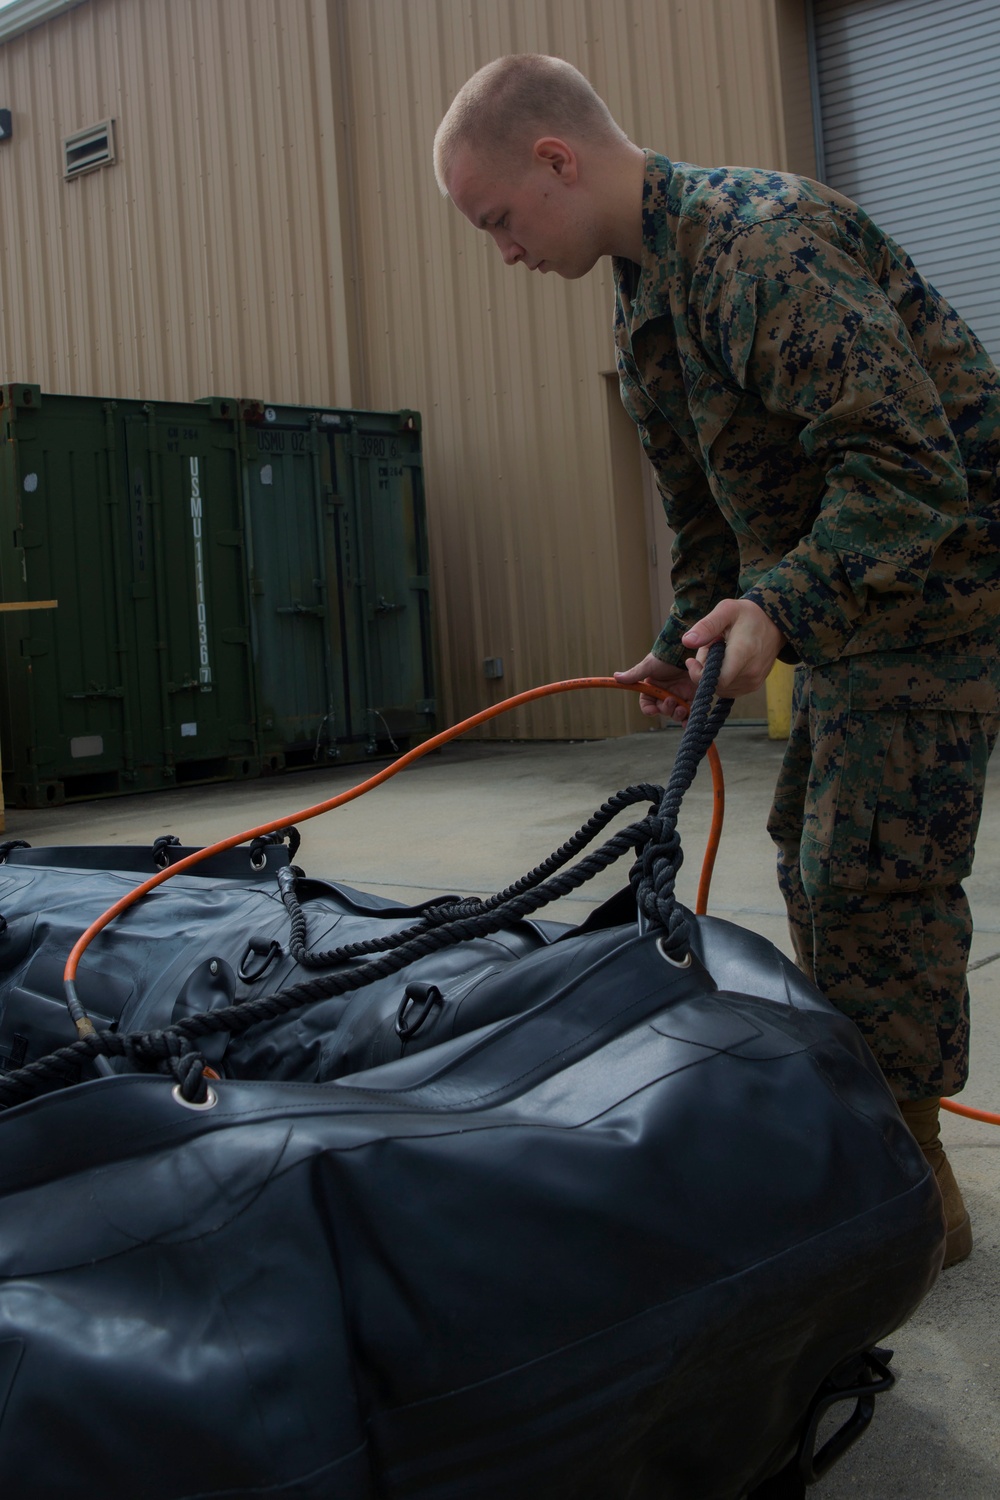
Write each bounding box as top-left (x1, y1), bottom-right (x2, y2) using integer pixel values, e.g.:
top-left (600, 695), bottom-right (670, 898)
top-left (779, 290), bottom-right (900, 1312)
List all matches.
top-left (682, 599), bottom-right (786, 697)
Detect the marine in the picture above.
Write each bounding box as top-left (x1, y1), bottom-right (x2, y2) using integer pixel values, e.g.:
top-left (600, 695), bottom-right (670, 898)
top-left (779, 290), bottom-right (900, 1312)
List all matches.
top-left (434, 53), bottom-right (1000, 1267)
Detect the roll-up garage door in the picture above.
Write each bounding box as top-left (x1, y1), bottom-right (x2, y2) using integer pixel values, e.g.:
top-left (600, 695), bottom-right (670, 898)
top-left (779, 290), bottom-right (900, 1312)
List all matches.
top-left (812, 0), bottom-right (1000, 363)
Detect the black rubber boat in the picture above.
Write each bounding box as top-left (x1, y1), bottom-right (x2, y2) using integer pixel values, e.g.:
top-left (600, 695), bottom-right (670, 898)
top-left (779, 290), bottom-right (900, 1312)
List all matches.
top-left (0, 660), bottom-right (943, 1499)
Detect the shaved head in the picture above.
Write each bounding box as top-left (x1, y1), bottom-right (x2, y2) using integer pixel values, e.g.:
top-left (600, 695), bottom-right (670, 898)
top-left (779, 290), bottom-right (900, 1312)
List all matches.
top-left (434, 54), bottom-right (628, 196)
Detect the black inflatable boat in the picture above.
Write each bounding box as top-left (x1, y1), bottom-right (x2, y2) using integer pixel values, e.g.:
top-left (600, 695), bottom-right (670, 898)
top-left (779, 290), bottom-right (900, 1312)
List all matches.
top-left (0, 665), bottom-right (943, 1499)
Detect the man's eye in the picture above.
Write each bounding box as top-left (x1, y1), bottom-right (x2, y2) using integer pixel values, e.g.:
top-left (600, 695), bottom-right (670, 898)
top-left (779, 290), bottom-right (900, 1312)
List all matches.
top-left (494, 216), bottom-right (508, 231)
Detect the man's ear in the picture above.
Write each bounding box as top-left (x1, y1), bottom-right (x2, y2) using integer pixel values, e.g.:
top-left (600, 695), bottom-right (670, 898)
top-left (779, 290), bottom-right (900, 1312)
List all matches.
top-left (532, 137), bottom-right (578, 184)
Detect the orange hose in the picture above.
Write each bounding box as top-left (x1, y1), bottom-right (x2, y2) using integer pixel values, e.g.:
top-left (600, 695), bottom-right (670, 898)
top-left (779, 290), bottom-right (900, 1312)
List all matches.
top-left (59, 676), bottom-right (1000, 1129)
top-left (697, 740), bottom-right (725, 916)
top-left (64, 678), bottom-right (722, 984)
top-left (941, 1099), bottom-right (1000, 1124)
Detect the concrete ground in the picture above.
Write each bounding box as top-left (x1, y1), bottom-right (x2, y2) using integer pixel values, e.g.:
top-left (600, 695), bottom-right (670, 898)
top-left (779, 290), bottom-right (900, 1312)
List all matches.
top-left (4, 721), bottom-right (999, 1497)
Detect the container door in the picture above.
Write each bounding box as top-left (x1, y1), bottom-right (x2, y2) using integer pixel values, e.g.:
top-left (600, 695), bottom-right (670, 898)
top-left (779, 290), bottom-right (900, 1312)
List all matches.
top-left (121, 404), bottom-right (257, 786)
top-left (242, 415), bottom-right (345, 768)
top-left (335, 414), bottom-right (435, 748)
top-left (0, 388), bottom-right (134, 806)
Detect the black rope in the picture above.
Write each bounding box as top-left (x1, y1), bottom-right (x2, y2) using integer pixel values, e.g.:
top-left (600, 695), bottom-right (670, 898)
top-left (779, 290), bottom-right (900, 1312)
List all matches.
top-left (629, 642), bottom-right (732, 956)
top-left (0, 1026), bottom-right (213, 1107)
top-left (249, 826), bottom-right (302, 865)
top-left (152, 834), bottom-right (182, 870)
top-left (0, 808), bottom-right (657, 1111)
top-left (0, 841), bottom-right (31, 863)
top-left (279, 784), bottom-right (666, 967)
top-left (0, 648), bottom-right (732, 1111)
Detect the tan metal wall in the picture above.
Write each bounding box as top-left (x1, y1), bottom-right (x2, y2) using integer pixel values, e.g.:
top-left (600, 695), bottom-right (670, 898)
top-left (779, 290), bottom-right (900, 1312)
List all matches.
top-left (0, 0), bottom-right (354, 406)
top-left (0, 0), bottom-right (815, 740)
top-left (335, 0), bottom-right (814, 737)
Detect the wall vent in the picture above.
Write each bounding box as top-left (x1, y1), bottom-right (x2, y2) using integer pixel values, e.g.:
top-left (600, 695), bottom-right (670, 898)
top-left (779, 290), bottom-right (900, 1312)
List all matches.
top-left (63, 118), bottom-right (115, 179)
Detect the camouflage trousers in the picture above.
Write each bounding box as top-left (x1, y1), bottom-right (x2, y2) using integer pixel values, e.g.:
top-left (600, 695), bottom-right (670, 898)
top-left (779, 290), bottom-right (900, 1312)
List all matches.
top-left (767, 645), bottom-right (1000, 1102)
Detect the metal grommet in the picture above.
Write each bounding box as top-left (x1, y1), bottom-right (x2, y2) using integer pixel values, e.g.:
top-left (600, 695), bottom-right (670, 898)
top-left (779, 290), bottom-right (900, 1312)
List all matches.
top-left (152, 834), bottom-right (182, 870)
top-left (171, 1082), bottom-right (219, 1110)
top-left (250, 849), bottom-right (268, 871)
top-left (655, 937), bottom-right (692, 969)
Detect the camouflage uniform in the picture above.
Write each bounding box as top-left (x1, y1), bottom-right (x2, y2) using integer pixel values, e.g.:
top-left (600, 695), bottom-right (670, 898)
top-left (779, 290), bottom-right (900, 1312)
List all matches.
top-left (614, 150), bottom-right (1000, 1099)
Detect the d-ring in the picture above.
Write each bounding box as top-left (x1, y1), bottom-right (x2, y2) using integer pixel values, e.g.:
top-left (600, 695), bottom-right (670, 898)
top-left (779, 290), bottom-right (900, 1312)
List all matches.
top-left (171, 1082), bottom-right (219, 1110)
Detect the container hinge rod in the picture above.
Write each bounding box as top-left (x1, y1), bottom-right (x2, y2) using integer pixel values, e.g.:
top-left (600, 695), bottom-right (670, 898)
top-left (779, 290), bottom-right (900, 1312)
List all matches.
top-left (276, 603), bottom-right (326, 618)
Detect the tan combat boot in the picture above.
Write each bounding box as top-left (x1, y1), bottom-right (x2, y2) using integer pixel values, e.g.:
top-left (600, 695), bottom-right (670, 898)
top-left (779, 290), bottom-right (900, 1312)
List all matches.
top-left (899, 1097), bottom-right (972, 1269)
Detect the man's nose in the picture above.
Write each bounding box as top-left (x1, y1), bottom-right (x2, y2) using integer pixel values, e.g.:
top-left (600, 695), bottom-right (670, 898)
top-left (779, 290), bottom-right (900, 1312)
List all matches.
top-left (497, 235), bottom-right (524, 266)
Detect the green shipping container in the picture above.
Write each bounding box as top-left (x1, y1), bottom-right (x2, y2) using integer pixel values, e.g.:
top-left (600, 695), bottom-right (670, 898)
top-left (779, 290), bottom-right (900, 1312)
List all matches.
top-left (0, 386), bottom-right (257, 806)
top-left (238, 400), bottom-right (435, 769)
top-left (120, 398), bottom-right (258, 786)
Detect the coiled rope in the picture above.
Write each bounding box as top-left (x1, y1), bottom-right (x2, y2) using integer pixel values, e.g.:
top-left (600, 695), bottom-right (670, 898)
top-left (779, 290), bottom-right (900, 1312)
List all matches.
top-left (279, 782), bottom-right (666, 967)
top-left (0, 653), bottom-right (731, 1110)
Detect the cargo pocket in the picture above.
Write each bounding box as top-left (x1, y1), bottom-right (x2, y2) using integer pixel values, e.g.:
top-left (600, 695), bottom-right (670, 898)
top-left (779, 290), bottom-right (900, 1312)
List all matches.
top-left (813, 702), bottom-right (997, 895)
top-left (820, 704), bottom-right (893, 891)
top-left (797, 654), bottom-right (1000, 895)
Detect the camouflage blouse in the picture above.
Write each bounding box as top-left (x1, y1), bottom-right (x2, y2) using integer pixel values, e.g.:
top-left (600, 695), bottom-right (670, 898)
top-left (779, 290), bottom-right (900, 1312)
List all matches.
top-left (614, 150), bottom-right (1000, 669)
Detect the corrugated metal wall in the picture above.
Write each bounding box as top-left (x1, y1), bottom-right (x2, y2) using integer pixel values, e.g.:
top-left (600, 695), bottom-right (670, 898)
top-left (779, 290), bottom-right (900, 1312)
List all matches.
top-left (335, 0), bottom-right (814, 737)
top-left (0, 0), bottom-right (813, 740)
top-left (813, 0), bottom-right (1000, 364)
top-left (0, 0), bottom-right (354, 405)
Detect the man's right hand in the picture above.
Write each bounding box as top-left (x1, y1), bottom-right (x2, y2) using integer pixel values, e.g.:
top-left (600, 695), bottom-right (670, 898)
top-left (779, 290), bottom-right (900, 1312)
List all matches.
top-left (613, 654), bottom-right (695, 722)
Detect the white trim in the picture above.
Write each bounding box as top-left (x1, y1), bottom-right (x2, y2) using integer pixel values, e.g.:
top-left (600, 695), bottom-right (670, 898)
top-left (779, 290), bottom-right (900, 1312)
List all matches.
top-left (0, 0), bottom-right (87, 46)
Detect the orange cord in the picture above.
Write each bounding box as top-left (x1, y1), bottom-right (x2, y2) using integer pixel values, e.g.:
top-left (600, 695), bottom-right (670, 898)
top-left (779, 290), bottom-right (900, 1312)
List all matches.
top-left (697, 733), bottom-right (725, 917)
top-left (941, 1098), bottom-right (1000, 1124)
top-left (59, 676), bottom-right (996, 1129)
top-left (64, 678), bottom-right (721, 984)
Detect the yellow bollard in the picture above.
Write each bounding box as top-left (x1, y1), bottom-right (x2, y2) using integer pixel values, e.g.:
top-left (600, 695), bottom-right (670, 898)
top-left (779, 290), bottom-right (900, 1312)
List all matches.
top-left (765, 660), bottom-right (795, 740)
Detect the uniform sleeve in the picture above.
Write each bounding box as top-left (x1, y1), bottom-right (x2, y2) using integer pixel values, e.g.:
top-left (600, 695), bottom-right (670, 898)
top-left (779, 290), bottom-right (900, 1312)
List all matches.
top-left (702, 222), bottom-right (1000, 662)
top-left (621, 375), bottom-right (741, 666)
